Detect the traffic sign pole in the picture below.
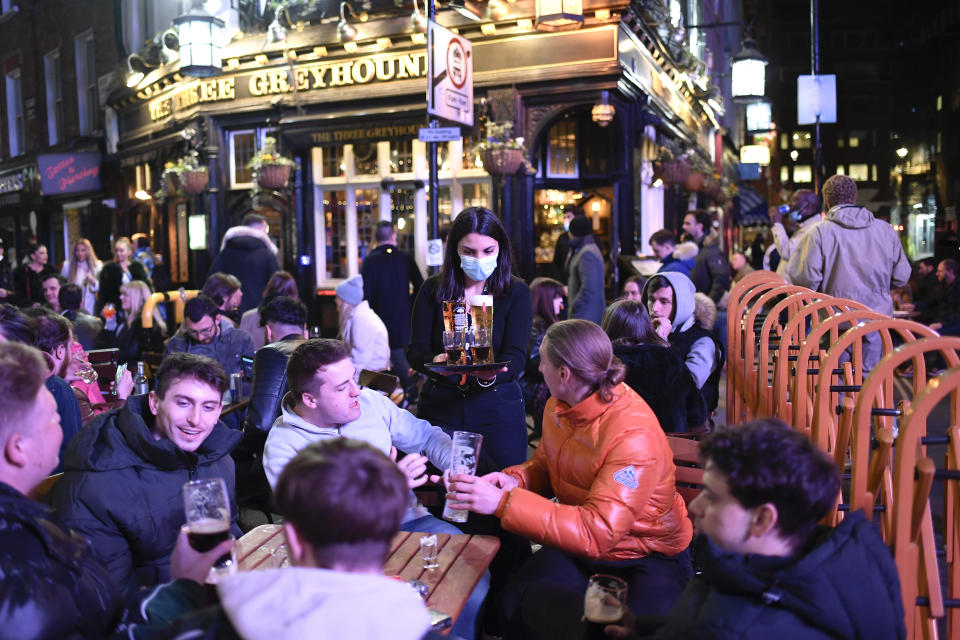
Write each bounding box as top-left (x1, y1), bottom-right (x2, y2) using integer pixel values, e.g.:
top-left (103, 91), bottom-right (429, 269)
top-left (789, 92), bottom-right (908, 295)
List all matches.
top-left (426, 0), bottom-right (440, 274)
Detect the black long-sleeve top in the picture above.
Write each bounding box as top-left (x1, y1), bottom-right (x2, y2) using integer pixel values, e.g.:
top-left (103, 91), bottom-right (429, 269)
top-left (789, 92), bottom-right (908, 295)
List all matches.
top-left (407, 274), bottom-right (532, 383)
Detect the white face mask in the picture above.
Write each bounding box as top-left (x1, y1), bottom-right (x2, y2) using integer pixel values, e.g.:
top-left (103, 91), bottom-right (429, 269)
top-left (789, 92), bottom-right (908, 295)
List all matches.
top-left (459, 252), bottom-right (499, 282)
top-left (563, 220), bottom-right (571, 232)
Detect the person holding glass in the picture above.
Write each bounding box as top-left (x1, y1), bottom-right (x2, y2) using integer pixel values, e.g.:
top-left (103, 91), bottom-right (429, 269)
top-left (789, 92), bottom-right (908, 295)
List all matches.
top-left (408, 207), bottom-right (532, 471)
top-left (60, 238), bottom-right (102, 315)
top-left (97, 236), bottom-right (151, 315)
top-left (12, 243), bottom-right (58, 307)
top-left (447, 319), bottom-right (693, 637)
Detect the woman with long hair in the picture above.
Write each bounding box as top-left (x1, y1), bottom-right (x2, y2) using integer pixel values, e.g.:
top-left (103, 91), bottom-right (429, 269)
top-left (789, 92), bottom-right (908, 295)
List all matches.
top-left (13, 243), bottom-right (58, 307)
top-left (408, 207), bottom-right (533, 470)
top-left (239, 270), bottom-right (300, 351)
top-left (109, 280), bottom-right (166, 367)
top-left (201, 272), bottom-right (243, 328)
top-left (602, 300), bottom-right (706, 433)
top-left (97, 237), bottom-right (151, 315)
top-left (61, 238), bottom-right (102, 315)
top-left (449, 320), bottom-right (693, 635)
top-left (522, 277), bottom-right (565, 437)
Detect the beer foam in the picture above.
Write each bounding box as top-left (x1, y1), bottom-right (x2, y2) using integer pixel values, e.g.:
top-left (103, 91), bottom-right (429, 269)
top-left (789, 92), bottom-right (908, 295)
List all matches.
top-left (189, 518), bottom-right (230, 534)
top-left (584, 584), bottom-right (624, 623)
top-left (469, 294), bottom-right (493, 308)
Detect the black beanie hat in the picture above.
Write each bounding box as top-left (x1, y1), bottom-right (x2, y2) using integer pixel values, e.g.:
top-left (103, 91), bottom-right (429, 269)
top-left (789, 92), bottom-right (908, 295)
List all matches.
top-left (569, 215), bottom-right (592, 238)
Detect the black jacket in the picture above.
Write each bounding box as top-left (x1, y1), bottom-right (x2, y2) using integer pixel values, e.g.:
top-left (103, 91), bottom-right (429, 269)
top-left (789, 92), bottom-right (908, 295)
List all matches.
top-left (362, 243), bottom-right (424, 348)
top-left (670, 325), bottom-right (725, 414)
top-left (690, 233), bottom-right (731, 304)
top-left (613, 343), bottom-right (706, 433)
top-left (235, 335), bottom-right (304, 506)
top-left (647, 511), bottom-right (905, 639)
top-left (12, 262), bottom-right (57, 307)
top-left (111, 316), bottom-right (166, 367)
top-left (208, 226), bottom-right (280, 314)
top-left (0, 481), bottom-right (125, 639)
top-left (49, 394), bottom-right (242, 598)
top-left (96, 260), bottom-right (151, 315)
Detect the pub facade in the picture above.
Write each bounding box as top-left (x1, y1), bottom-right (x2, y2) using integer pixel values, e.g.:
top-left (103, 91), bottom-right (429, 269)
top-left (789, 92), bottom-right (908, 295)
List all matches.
top-left (110, 0), bottom-right (728, 294)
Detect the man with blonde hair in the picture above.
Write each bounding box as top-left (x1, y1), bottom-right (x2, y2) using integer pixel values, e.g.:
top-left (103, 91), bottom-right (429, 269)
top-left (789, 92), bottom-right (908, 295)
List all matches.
top-left (787, 175), bottom-right (911, 371)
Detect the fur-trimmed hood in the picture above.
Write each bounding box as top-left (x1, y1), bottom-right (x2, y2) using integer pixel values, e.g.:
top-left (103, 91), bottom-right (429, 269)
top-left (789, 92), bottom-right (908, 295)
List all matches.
top-left (672, 241), bottom-right (699, 261)
top-left (220, 225), bottom-right (279, 255)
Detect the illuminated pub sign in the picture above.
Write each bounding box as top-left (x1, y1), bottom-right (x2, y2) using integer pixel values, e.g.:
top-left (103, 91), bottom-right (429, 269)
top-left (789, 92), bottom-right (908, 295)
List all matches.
top-left (38, 152), bottom-right (102, 195)
top-left (141, 50), bottom-right (427, 125)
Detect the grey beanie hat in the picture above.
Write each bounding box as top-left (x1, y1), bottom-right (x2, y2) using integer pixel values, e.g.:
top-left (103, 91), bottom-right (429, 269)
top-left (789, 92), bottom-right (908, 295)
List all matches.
top-left (336, 275), bottom-right (364, 305)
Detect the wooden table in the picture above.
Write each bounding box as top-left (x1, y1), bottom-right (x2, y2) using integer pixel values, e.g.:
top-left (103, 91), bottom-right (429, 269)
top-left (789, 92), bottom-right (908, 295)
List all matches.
top-left (237, 524), bottom-right (499, 631)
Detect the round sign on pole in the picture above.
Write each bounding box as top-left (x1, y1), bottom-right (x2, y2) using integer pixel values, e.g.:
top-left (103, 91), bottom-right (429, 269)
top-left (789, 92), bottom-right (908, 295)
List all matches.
top-left (426, 238), bottom-right (444, 267)
top-left (447, 38), bottom-right (468, 89)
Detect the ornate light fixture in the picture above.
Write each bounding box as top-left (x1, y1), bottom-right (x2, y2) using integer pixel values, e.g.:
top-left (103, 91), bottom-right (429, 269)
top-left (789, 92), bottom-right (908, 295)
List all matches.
top-left (410, 0), bottom-right (427, 33)
top-left (730, 35), bottom-right (767, 103)
top-left (125, 54), bottom-right (149, 88)
top-left (338, 1), bottom-right (362, 41)
top-left (450, 0), bottom-right (483, 21)
top-left (173, 0), bottom-right (226, 77)
top-left (535, 0), bottom-right (583, 32)
top-left (591, 91), bottom-right (615, 127)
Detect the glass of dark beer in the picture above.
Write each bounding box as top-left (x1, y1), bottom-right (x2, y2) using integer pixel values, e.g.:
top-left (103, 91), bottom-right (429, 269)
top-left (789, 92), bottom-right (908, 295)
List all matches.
top-left (182, 478), bottom-right (235, 581)
top-left (582, 574), bottom-right (627, 640)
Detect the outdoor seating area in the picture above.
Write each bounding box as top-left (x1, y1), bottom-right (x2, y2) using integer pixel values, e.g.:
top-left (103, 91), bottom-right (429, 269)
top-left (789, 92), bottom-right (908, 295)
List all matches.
top-left (727, 270), bottom-right (960, 639)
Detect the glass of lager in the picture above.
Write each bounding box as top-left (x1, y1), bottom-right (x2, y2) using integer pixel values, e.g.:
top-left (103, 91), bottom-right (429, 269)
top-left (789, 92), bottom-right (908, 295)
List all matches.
top-left (442, 431), bottom-right (483, 523)
top-left (582, 574), bottom-right (627, 640)
top-left (182, 477), bottom-right (235, 581)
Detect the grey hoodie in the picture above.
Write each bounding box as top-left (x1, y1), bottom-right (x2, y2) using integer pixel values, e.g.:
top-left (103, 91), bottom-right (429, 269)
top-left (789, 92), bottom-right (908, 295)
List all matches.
top-left (641, 271), bottom-right (719, 388)
top-left (786, 205), bottom-right (911, 315)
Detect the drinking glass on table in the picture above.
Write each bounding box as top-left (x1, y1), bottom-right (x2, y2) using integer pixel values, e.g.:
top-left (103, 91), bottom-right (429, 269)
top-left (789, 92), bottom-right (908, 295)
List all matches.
top-left (442, 431), bottom-right (483, 523)
top-left (420, 534), bottom-right (439, 570)
top-left (182, 478), bottom-right (235, 581)
top-left (582, 574), bottom-right (627, 640)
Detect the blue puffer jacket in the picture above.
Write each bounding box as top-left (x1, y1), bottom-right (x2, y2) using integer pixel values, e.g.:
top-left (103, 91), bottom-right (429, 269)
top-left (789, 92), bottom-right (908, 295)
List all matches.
top-left (0, 481), bottom-right (124, 639)
top-left (50, 394), bottom-right (242, 598)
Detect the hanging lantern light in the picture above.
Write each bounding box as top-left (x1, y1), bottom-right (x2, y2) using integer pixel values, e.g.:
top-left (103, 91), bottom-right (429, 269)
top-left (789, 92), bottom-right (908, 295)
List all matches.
top-left (591, 91), bottom-right (615, 127)
top-left (730, 36), bottom-right (767, 103)
top-left (535, 0), bottom-right (583, 31)
top-left (173, 0), bottom-right (226, 78)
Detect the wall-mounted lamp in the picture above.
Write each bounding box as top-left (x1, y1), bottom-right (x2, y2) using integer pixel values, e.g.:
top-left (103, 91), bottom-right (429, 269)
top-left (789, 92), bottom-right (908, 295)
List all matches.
top-left (411, 0), bottom-right (427, 33)
top-left (126, 54), bottom-right (149, 88)
top-left (450, 0), bottom-right (483, 21)
top-left (174, 0), bottom-right (225, 77)
top-left (591, 90), bottom-right (615, 127)
top-left (896, 147), bottom-right (908, 159)
top-left (535, 0), bottom-right (583, 31)
top-left (338, 1), bottom-right (364, 41)
top-left (731, 35), bottom-right (767, 103)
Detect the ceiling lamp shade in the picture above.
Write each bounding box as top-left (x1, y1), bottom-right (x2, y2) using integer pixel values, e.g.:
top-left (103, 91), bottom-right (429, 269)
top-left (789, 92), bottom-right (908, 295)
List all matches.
top-left (535, 0), bottom-right (583, 31)
top-left (173, 0), bottom-right (225, 78)
top-left (730, 36), bottom-right (767, 103)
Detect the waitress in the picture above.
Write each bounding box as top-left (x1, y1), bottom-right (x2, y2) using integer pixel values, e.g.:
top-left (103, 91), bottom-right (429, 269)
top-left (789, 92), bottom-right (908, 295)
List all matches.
top-left (408, 207), bottom-right (532, 470)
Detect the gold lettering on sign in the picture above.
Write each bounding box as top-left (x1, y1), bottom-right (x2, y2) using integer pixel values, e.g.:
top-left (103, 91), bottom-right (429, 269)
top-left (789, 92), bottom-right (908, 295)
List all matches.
top-left (149, 98), bottom-right (172, 121)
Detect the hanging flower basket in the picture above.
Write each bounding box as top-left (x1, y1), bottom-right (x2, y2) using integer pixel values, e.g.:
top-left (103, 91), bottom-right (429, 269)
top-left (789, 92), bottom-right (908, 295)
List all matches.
top-left (481, 148), bottom-right (524, 176)
top-left (182, 169), bottom-right (209, 195)
top-left (684, 171), bottom-right (706, 192)
top-left (654, 159), bottom-right (690, 185)
top-left (700, 176), bottom-right (721, 198)
top-left (257, 164), bottom-right (292, 189)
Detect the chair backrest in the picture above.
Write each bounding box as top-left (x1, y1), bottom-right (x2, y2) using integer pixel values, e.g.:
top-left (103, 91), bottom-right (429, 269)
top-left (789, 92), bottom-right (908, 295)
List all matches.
top-left (667, 435), bottom-right (704, 505)
top-left (772, 298), bottom-right (870, 419)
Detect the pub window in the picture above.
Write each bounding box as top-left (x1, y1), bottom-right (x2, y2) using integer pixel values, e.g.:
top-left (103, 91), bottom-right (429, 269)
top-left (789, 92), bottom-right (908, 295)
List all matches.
top-left (353, 142), bottom-right (378, 176)
top-left (848, 163), bottom-right (869, 181)
top-left (74, 31), bottom-right (97, 135)
top-left (836, 165), bottom-right (846, 176)
top-left (546, 118), bottom-right (578, 178)
top-left (229, 130), bottom-right (257, 187)
top-left (792, 165), bottom-right (812, 183)
top-left (791, 131), bottom-right (812, 149)
top-left (356, 188), bottom-right (379, 260)
top-left (5, 69), bottom-right (23, 156)
top-left (780, 165), bottom-right (789, 183)
top-left (780, 133), bottom-right (788, 150)
top-left (44, 50), bottom-right (64, 145)
top-left (321, 145), bottom-right (345, 179)
top-left (390, 137), bottom-right (413, 173)
top-left (871, 164), bottom-right (878, 182)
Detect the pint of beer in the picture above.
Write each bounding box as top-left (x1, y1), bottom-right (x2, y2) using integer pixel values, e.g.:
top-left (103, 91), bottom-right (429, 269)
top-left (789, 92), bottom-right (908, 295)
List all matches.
top-left (582, 574), bottom-right (627, 640)
top-left (442, 300), bottom-right (470, 333)
top-left (469, 294), bottom-right (493, 331)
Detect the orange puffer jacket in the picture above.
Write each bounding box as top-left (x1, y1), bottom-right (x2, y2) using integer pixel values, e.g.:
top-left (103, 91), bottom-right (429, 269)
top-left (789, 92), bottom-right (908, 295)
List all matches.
top-left (495, 383), bottom-right (692, 561)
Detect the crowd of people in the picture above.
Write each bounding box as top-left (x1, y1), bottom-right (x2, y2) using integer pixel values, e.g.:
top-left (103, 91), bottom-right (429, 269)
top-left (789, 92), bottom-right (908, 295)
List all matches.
top-left (0, 175), bottom-right (915, 639)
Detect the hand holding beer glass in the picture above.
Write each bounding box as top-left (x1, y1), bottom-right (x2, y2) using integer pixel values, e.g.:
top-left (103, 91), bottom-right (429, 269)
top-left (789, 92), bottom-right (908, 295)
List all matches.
top-left (442, 431), bottom-right (483, 523)
top-left (182, 478), bottom-right (235, 582)
top-left (583, 574), bottom-right (627, 640)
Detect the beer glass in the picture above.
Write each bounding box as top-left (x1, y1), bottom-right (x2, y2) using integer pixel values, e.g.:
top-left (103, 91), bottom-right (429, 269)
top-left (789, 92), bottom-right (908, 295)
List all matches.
top-left (182, 478), bottom-right (235, 579)
top-left (442, 330), bottom-right (467, 365)
top-left (469, 294), bottom-right (493, 331)
top-left (469, 329), bottom-right (493, 365)
top-left (442, 300), bottom-right (469, 333)
top-left (419, 534), bottom-right (439, 569)
top-left (442, 431), bottom-right (483, 523)
top-left (582, 574), bottom-right (627, 640)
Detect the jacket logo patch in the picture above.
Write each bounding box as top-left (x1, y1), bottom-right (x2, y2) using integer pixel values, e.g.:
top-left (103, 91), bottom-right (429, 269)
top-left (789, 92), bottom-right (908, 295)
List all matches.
top-left (613, 465), bottom-right (639, 490)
